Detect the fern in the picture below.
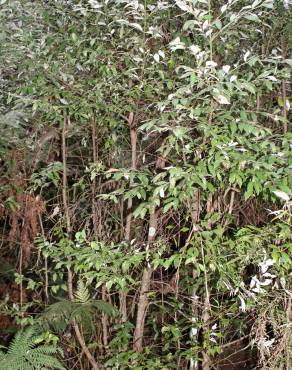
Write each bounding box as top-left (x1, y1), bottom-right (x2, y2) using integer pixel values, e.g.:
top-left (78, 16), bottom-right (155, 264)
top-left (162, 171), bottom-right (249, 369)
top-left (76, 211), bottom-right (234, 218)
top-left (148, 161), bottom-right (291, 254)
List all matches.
top-left (74, 280), bottom-right (90, 303)
top-left (42, 281), bottom-right (117, 333)
top-left (0, 326), bottom-right (66, 370)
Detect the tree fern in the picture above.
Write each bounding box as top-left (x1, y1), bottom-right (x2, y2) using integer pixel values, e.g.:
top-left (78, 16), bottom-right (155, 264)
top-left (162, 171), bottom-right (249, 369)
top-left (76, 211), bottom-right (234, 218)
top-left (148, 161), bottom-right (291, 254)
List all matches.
top-left (42, 280), bottom-right (117, 333)
top-left (0, 326), bottom-right (66, 370)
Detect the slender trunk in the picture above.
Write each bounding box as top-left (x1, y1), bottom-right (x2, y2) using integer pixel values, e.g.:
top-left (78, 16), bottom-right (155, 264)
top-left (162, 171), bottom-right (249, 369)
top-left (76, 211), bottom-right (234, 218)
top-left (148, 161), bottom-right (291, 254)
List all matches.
top-left (202, 195), bottom-right (212, 370)
top-left (62, 112), bottom-right (101, 370)
top-left (101, 285), bottom-right (109, 350)
top-left (19, 244), bottom-right (24, 321)
top-left (201, 270), bottom-right (211, 370)
top-left (133, 209), bottom-right (158, 352)
top-left (256, 94), bottom-right (261, 113)
top-left (223, 189), bottom-right (236, 228)
top-left (188, 190), bottom-right (211, 369)
top-left (189, 269), bottom-right (199, 370)
top-left (286, 297), bottom-right (291, 369)
top-left (133, 268), bottom-right (153, 351)
top-left (281, 35), bottom-right (287, 134)
top-left (121, 95), bottom-right (137, 322)
top-left (38, 215), bottom-right (49, 305)
top-left (133, 150), bottom-right (166, 352)
top-left (124, 115), bottom-right (137, 240)
top-left (256, 27), bottom-right (265, 114)
top-left (188, 190), bottom-right (200, 370)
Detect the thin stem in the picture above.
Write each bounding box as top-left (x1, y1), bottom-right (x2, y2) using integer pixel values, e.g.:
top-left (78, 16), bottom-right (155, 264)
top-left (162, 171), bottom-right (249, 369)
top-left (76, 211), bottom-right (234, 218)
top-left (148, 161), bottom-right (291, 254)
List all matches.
top-left (280, 35), bottom-right (287, 134)
top-left (208, 0), bottom-right (213, 60)
top-left (38, 214), bottom-right (48, 305)
top-left (62, 112), bottom-right (101, 370)
top-left (133, 134), bottom-right (167, 351)
top-left (201, 240), bottom-right (210, 370)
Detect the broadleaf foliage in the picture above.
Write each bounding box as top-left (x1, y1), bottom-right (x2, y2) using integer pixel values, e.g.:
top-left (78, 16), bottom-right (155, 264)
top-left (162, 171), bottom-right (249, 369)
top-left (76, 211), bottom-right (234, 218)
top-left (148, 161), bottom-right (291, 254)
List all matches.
top-left (0, 0), bottom-right (291, 369)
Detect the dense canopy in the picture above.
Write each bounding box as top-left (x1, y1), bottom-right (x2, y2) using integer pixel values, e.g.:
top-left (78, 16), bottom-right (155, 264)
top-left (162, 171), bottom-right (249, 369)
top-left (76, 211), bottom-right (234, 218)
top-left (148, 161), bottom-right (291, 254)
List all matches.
top-left (0, 1), bottom-right (291, 369)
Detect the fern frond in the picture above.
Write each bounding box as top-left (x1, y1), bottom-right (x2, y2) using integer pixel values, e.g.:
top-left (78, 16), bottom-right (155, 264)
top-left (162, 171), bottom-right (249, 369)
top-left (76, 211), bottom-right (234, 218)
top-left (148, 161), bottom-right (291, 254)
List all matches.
top-left (91, 300), bottom-right (117, 317)
top-left (72, 303), bottom-right (94, 330)
top-left (74, 280), bottom-right (90, 303)
top-left (42, 285), bottom-right (117, 335)
top-left (42, 300), bottom-right (73, 332)
top-left (0, 326), bottom-right (66, 370)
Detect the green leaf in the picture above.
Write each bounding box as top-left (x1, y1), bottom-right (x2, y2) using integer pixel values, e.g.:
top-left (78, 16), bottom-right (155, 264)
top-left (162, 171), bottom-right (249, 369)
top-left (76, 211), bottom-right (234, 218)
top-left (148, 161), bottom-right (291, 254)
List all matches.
top-left (244, 182), bottom-right (254, 200)
top-left (215, 19), bottom-right (222, 29)
top-left (244, 14), bottom-right (260, 22)
top-left (71, 33), bottom-right (78, 43)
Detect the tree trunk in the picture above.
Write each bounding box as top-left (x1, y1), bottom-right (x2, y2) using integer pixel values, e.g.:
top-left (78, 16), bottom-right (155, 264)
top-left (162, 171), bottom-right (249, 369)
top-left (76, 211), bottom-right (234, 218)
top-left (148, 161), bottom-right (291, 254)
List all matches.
top-left (133, 209), bottom-right (158, 352)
